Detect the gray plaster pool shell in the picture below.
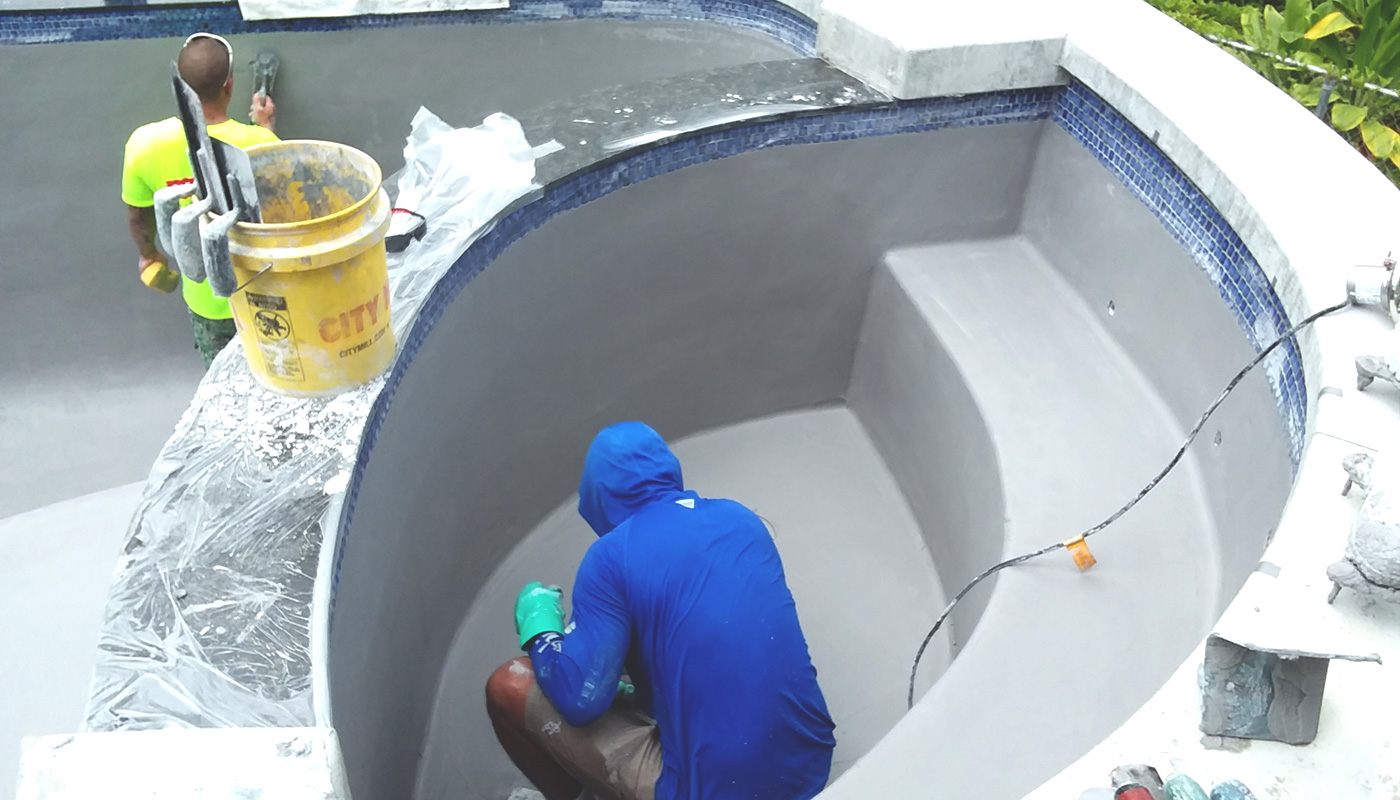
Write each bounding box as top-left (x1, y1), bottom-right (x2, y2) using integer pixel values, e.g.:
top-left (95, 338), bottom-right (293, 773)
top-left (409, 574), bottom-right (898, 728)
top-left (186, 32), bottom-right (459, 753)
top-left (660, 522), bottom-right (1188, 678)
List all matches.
top-left (339, 105), bottom-right (1291, 800)
top-left (6, 2), bottom-right (1400, 800)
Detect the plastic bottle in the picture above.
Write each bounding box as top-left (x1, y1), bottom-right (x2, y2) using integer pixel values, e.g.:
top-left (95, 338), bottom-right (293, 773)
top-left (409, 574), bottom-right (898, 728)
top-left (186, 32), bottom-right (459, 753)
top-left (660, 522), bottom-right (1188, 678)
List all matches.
top-left (1209, 780), bottom-right (1258, 800)
top-left (1163, 773), bottom-right (1209, 800)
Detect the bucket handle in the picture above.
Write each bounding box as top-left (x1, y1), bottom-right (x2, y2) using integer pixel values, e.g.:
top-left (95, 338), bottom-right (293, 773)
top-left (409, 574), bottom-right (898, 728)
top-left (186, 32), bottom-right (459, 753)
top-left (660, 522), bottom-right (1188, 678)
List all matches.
top-left (230, 263), bottom-right (275, 295)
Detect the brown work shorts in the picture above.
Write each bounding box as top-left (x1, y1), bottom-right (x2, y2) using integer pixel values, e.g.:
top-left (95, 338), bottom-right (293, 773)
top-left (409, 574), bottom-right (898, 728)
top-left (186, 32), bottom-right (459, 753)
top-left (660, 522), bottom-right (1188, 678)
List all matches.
top-left (523, 685), bottom-right (663, 800)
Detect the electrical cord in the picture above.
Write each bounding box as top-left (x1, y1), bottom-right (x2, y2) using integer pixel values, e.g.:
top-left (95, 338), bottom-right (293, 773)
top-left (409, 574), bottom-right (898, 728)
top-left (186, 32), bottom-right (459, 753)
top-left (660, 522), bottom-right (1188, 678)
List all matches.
top-left (906, 298), bottom-right (1354, 709)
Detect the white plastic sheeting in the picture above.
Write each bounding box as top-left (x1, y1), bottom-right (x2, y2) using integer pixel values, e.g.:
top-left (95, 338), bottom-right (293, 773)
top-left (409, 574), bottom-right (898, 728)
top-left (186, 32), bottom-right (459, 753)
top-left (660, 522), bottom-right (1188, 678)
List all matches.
top-left (83, 111), bottom-right (558, 732)
top-left (237, 0), bottom-right (506, 21)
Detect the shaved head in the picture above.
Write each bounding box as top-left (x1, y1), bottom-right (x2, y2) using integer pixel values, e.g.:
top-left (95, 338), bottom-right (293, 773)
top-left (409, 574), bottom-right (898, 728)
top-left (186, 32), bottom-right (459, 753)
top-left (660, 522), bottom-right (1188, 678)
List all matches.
top-left (177, 36), bottom-right (232, 103)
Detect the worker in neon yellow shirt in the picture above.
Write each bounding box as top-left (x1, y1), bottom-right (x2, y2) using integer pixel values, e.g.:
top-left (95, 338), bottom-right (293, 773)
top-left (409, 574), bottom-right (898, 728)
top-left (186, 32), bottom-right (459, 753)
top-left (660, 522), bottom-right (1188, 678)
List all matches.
top-left (122, 33), bottom-right (279, 368)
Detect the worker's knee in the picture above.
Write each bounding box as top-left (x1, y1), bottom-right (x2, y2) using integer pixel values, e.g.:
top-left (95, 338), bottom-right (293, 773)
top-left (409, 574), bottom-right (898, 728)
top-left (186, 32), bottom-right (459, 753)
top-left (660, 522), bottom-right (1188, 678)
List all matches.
top-left (485, 657), bottom-right (535, 723)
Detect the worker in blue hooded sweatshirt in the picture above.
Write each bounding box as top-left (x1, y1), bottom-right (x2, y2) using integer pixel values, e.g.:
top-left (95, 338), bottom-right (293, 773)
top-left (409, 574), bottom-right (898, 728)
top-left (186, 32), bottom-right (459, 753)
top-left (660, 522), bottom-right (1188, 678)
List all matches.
top-left (485, 421), bottom-right (835, 800)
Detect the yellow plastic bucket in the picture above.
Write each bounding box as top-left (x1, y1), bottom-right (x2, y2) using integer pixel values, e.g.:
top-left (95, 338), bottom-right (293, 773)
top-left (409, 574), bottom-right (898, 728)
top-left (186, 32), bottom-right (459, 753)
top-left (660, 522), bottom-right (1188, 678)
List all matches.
top-left (226, 140), bottom-right (394, 397)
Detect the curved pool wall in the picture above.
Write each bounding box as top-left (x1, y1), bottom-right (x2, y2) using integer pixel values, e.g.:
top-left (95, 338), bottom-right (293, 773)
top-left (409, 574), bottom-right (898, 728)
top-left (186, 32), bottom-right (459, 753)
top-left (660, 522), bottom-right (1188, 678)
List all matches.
top-left (0, 1), bottom-right (801, 518)
top-left (328, 83), bottom-right (1295, 800)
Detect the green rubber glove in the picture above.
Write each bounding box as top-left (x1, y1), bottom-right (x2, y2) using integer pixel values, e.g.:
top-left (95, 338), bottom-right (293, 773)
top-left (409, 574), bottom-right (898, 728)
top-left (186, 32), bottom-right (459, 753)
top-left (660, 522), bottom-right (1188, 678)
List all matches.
top-left (514, 581), bottom-right (565, 650)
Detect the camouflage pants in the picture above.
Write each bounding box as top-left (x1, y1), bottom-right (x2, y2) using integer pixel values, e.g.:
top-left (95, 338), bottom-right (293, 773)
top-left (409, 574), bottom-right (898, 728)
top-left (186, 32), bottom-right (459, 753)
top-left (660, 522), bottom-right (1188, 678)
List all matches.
top-left (189, 310), bottom-right (237, 369)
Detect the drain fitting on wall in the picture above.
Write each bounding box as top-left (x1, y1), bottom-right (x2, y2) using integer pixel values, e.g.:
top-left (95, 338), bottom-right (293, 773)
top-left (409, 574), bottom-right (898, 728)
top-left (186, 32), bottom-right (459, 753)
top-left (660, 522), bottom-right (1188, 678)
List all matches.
top-left (1347, 254), bottom-right (1398, 322)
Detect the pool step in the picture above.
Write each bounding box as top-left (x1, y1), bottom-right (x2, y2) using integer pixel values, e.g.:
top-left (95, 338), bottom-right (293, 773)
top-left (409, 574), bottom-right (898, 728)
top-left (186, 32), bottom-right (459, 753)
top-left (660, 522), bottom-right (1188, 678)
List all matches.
top-left (840, 235), bottom-right (1221, 800)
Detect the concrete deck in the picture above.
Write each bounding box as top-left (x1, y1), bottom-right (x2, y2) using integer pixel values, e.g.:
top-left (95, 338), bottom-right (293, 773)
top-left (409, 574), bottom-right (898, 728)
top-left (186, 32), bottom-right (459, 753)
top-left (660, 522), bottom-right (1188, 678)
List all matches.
top-left (0, 483), bottom-right (141, 800)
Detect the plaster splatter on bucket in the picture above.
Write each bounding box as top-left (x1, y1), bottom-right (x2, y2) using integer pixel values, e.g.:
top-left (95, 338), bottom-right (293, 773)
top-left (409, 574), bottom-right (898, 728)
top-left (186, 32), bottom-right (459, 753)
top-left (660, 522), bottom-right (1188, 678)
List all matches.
top-left (228, 140), bottom-right (394, 396)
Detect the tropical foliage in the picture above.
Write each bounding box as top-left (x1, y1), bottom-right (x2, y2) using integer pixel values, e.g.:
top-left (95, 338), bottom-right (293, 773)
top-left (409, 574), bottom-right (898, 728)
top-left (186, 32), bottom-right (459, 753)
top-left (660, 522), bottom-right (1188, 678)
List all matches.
top-left (1149, 0), bottom-right (1400, 185)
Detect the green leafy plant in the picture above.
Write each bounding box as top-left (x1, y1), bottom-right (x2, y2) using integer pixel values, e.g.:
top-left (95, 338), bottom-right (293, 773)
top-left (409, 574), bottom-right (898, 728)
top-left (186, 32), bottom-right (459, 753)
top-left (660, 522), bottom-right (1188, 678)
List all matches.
top-left (1147, 0), bottom-right (1248, 37)
top-left (1149, 0), bottom-right (1400, 184)
top-left (1305, 0), bottom-right (1400, 167)
top-left (1237, 0), bottom-right (1400, 171)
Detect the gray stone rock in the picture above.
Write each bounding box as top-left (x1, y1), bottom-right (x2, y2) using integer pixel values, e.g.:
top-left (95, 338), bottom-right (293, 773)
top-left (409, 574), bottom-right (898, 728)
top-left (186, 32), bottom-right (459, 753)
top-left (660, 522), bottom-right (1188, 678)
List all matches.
top-left (1330, 484), bottom-right (1400, 603)
top-left (1199, 635), bottom-right (1327, 745)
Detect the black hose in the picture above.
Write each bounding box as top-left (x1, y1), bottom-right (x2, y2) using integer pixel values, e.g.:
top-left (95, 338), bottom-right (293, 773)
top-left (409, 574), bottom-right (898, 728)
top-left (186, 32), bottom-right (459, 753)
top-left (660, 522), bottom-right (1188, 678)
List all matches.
top-left (907, 298), bottom-right (1354, 709)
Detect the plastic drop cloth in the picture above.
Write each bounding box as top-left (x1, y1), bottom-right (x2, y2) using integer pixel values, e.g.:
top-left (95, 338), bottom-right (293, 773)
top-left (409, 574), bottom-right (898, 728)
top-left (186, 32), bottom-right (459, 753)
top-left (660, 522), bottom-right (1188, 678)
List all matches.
top-left (237, 0), bottom-right (507, 20)
top-left (84, 109), bottom-right (559, 732)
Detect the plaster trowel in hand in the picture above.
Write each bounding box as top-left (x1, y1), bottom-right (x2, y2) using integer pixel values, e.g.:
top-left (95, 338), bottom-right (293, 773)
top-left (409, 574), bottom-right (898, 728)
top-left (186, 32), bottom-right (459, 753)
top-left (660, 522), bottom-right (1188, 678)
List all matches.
top-left (155, 65), bottom-right (262, 299)
top-left (251, 48), bottom-right (279, 101)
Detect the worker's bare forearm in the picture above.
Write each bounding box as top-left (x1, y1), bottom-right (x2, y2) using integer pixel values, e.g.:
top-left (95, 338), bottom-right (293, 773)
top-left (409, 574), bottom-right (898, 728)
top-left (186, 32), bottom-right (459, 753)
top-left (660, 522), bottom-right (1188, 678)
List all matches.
top-left (126, 204), bottom-right (160, 261)
top-left (251, 95), bottom-right (277, 134)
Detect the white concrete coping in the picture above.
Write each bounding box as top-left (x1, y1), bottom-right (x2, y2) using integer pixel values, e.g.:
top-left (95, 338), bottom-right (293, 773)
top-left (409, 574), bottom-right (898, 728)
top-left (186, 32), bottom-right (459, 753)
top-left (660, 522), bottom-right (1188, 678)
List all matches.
top-left (811, 0), bottom-right (1400, 797)
top-left (15, 728), bottom-right (350, 800)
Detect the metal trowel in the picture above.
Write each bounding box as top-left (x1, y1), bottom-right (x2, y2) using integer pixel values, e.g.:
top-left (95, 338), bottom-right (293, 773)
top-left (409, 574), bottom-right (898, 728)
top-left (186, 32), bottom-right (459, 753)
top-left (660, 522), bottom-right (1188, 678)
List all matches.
top-left (170, 63), bottom-right (260, 220)
top-left (252, 48), bottom-right (280, 100)
top-left (153, 65), bottom-right (262, 298)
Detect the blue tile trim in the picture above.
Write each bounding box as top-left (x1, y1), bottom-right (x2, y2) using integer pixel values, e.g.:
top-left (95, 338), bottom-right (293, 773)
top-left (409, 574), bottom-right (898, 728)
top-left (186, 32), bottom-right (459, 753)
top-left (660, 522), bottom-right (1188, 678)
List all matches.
top-left (0, 0), bottom-right (817, 55)
top-left (1052, 83), bottom-right (1306, 465)
top-left (330, 84), bottom-right (1306, 613)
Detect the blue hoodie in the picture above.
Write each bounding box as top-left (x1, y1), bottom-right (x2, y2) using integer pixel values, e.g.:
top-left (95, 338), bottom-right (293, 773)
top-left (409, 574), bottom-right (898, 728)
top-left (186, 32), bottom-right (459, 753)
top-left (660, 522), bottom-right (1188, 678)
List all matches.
top-left (528, 422), bottom-right (836, 800)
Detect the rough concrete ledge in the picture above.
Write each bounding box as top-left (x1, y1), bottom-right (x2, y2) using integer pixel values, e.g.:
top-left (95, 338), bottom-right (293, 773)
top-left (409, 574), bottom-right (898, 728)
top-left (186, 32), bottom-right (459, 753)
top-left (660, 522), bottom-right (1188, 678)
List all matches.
top-left (817, 0), bottom-right (1068, 97)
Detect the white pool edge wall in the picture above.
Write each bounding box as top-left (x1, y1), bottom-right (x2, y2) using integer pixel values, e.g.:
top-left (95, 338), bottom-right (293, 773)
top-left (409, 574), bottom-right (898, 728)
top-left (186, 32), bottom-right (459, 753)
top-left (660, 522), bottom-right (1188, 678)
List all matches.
top-left (17, 0), bottom-right (1400, 797)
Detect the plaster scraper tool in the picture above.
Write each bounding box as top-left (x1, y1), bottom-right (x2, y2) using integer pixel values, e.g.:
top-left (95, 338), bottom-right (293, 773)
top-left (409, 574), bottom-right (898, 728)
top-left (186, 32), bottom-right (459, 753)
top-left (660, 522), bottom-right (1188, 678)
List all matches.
top-left (165, 63), bottom-right (261, 297)
top-left (252, 48), bottom-right (280, 99)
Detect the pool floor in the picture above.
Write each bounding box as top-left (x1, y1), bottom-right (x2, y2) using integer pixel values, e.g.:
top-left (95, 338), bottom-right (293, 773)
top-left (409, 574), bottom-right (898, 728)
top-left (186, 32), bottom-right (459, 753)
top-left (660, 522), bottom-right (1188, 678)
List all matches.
top-left (413, 406), bottom-right (950, 800)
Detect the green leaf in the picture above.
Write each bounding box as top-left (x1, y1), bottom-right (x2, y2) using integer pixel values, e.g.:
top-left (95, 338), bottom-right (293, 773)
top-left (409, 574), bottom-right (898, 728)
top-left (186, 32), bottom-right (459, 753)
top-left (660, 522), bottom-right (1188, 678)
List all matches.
top-left (1314, 36), bottom-right (1349, 68)
top-left (1355, 0), bottom-right (1387, 67)
top-left (1330, 0), bottom-right (1363, 20)
top-left (1265, 5), bottom-right (1286, 45)
top-left (1290, 82), bottom-right (1323, 105)
top-left (1370, 13), bottom-right (1400, 79)
top-left (1391, 150), bottom-right (1400, 169)
top-left (1305, 10), bottom-right (1358, 39)
top-left (1242, 8), bottom-right (1265, 48)
top-left (1284, 0), bottom-right (1313, 38)
top-left (1360, 119), bottom-right (1400, 158)
top-left (1297, 51), bottom-right (1328, 67)
top-left (1332, 102), bottom-right (1369, 129)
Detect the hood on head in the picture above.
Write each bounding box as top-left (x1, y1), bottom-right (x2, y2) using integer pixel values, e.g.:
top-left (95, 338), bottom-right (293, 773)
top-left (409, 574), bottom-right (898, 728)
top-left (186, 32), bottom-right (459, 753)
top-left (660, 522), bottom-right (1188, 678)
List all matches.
top-left (578, 422), bottom-right (684, 536)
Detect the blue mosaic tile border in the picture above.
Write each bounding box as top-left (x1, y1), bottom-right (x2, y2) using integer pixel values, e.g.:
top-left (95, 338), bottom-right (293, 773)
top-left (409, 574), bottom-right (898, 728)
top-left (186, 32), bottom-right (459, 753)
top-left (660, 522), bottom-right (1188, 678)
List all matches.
top-left (1053, 82), bottom-right (1306, 464)
top-left (0, 0), bottom-right (817, 55)
top-left (324, 83), bottom-right (1305, 611)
